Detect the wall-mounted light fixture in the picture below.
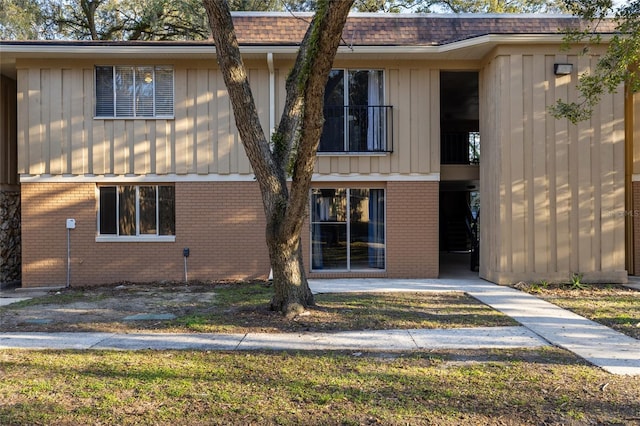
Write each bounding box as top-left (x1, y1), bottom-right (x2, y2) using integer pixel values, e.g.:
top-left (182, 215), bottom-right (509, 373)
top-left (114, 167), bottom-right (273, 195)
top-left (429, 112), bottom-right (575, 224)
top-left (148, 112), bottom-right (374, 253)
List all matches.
top-left (553, 63), bottom-right (573, 76)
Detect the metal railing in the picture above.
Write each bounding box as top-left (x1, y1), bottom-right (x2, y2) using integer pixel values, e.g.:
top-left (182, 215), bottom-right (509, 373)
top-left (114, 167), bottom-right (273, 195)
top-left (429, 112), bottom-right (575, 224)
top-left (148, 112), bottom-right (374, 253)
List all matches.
top-left (319, 105), bottom-right (393, 153)
top-left (441, 131), bottom-right (480, 164)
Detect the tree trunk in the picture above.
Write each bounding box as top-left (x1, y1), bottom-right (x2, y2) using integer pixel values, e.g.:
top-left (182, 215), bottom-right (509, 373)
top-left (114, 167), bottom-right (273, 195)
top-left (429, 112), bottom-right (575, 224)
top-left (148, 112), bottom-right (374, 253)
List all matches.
top-left (267, 232), bottom-right (314, 316)
top-left (203, 0), bottom-right (353, 315)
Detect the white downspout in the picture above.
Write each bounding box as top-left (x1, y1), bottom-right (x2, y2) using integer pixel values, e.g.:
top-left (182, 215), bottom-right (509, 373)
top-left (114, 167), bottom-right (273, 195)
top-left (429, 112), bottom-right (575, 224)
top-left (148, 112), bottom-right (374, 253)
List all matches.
top-left (267, 52), bottom-right (275, 137)
top-left (267, 52), bottom-right (275, 281)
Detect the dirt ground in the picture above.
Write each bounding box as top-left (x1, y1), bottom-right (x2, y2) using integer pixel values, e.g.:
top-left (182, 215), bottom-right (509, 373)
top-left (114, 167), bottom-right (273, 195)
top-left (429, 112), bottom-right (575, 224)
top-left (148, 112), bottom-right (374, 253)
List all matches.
top-left (0, 281), bottom-right (219, 332)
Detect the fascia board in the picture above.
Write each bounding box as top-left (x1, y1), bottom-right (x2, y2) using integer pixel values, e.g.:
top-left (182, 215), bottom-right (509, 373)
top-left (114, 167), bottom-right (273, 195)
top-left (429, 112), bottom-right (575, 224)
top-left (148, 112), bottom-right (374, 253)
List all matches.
top-left (0, 33), bottom-right (613, 60)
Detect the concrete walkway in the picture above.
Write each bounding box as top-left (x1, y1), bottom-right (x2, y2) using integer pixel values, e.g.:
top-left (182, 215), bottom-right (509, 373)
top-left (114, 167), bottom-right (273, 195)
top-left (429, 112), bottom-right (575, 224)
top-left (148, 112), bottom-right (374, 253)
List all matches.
top-left (1, 277), bottom-right (639, 376)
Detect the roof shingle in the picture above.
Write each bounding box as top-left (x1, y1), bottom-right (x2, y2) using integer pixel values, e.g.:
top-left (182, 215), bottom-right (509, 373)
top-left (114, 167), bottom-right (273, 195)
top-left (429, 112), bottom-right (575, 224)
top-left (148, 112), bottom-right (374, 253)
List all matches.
top-left (231, 13), bottom-right (617, 46)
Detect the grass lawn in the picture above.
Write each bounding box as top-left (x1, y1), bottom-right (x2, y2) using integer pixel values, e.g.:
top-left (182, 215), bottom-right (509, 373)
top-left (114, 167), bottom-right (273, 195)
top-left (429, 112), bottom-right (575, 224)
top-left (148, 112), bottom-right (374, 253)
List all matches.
top-left (2, 348), bottom-right (639, 425)
top-left (2, 281), bottom-right (639, 424)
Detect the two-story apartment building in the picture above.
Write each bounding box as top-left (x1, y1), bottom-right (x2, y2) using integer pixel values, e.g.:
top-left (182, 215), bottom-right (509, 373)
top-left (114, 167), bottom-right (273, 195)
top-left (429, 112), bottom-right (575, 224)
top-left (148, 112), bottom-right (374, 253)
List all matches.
top-left (1, 13), bottom-right (637, 288)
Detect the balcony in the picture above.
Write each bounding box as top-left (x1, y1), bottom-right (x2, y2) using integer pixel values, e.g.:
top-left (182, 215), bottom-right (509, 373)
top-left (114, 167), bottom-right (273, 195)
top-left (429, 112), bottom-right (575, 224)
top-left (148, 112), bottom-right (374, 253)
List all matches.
top-left (319, 105), bottom-right (393, 154)
top-left (441, 131), bottom-right (480, 165)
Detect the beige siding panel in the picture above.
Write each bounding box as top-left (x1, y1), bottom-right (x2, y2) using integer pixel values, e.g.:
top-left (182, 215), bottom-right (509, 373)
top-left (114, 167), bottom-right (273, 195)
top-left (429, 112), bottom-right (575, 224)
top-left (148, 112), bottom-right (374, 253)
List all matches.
top-left (522, 55), bottom-right (533, 272)
top-left (133, 120), bottom-right (149, 174)
top-left (61, 69), bottom-right (73, 174)
top-left (71, 68), bottom-right (85, 175)
top-left (613, 88), bottom-right (626, 269)
top-left (83, 69), bottom-right (93, 174)
top-left (600, 83), bottom-right (616, 270)
top-left (175, 68), bottom-right (188, 174)
top-left (28, 68), bottom-right (43, 175)
top-left (17, 69), bottom-right (28, 174)
top-left (544, 55), bottom-right (558, 272)
top-left (510, 54), bottom-right (525, 273)
top-left (105, 121), bottom-right (114, 174)
top-left (384, 69), bottom-right (399, 175)
top-left (500, 56), bottom-right (512, 273)
top-left (92, 121), bottom-right (106, 175)
top-left (49, 68), bottom-right (66, 175)
top-left (196, 68), bottom-right (210, 174)
top-left (113, 120), bottom-right (126, 175)
top-left (217, 75), bottom-right (231, 174)
top-left (410, 69), bottom-right (420, 172)
top-left (41, 69), bottom-right (51, 174)
top-left (155, 121), bottom-right (168, 175)
top-left (186, 69), bottom-right (197, 174)
top-left (208, 71), bottom-right (219, 174)
top-left (397, 68), bottom-right (411, 173)
top-left (532, 54), bottom-right (549, 273)
top-left (430, 70), bottom-right (440, 173)
top-left (554, 56), bottom-right (571, 274)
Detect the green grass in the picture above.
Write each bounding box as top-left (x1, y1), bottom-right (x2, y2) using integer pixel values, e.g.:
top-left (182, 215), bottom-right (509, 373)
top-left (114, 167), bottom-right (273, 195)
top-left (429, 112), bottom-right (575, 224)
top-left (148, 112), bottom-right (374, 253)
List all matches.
top-left (1, 348), bottom-right (638, 425)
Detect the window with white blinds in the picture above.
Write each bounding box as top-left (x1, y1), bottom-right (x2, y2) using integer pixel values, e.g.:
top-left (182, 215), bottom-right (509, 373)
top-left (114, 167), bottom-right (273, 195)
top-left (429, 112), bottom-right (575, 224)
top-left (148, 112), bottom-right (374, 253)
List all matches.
top-left (95, 66), bottom-right (174, 118)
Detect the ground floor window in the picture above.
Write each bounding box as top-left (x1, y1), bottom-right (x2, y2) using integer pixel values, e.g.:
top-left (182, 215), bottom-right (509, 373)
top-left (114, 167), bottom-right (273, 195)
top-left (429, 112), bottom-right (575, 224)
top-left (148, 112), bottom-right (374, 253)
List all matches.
top-left (98, 185), bottom-right (175, 238)
top-left (311, 188), bottom-right (385, 271)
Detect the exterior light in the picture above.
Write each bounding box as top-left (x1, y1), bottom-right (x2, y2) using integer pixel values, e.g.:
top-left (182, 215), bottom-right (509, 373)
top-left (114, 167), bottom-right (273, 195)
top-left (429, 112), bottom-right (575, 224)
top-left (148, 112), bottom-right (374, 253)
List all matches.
top-left (553, 63), bottom-right (573, 76)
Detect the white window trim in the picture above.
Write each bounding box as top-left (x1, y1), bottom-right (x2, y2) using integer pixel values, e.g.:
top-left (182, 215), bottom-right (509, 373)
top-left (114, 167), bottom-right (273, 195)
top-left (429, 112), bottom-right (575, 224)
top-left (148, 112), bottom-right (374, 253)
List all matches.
top-left (96, 235), bottom-right (176, 243)
top-left (94, 65), bottom-right (175, 120)
top-left (96, 184), bottom-right (175, 242)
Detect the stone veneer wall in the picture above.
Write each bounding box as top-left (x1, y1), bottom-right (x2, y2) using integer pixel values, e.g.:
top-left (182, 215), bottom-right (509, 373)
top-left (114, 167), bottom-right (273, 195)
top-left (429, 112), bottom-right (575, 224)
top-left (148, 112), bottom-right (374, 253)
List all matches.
top-left (0, 189), bottom-right (20, 287)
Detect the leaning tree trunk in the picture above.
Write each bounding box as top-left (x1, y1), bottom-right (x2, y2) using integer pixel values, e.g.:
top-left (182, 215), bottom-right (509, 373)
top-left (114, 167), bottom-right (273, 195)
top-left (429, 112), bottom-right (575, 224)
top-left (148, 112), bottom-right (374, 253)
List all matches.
top-left (204, 0), bottom-right (354, 315)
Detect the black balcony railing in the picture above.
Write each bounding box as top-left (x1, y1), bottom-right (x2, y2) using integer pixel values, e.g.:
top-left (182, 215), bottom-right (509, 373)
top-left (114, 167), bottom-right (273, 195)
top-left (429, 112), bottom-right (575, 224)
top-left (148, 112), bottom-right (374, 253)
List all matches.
top-left (319, 105), bottom-right (393, 153)
top-left (441, 132), bottom-right (480, 164)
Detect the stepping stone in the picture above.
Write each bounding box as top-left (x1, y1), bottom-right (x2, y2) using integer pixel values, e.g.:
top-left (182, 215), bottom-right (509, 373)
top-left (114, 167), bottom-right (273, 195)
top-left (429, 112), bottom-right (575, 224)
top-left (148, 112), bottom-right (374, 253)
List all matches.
top-left (23, 318), bottom-right (53, 324)
top-left (123, 313), bottom-right (176, 321)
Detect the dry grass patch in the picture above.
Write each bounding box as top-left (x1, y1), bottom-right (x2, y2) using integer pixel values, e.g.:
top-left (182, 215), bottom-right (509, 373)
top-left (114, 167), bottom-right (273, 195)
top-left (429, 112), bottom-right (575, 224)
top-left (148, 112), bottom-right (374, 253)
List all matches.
top-left (0, 281), bottom-right (516, 333)
top-left (1, 348), bottom-right (639, 425)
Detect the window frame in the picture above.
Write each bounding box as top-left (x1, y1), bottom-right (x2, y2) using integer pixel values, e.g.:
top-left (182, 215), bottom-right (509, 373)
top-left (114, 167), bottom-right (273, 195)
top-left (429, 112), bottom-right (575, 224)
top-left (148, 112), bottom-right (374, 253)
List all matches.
top-left (318, 69), bottom-right (390, 154)
top-left (94, 65), bottom-right (175, 119)
top-left (96, 184), bottom-right (176, 243)
top-left (310, 187), bottom-right (386, 272)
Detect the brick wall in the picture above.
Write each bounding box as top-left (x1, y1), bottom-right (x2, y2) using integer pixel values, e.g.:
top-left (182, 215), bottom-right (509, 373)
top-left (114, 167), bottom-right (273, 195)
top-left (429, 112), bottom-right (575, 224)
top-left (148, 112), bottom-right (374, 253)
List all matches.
top-left (22, 180), bottom-right (439, 287)
top-left (304, 181), bottom-right (439, 279)
top-left (386, 181), bottom-right (439, 278)
top-left (21, 181), bottom-right (269, 287)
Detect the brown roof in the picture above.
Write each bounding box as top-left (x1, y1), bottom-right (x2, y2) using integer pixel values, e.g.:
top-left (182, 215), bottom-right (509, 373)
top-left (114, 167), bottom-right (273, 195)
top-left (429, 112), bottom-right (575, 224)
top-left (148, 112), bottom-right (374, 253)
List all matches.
top-left (231, 13), bottom-right (618, 46)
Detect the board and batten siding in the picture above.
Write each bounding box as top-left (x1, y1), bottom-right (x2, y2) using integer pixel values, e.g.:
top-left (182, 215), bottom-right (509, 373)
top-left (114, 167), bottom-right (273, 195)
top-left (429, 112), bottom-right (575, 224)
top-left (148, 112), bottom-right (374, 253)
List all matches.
top-left (480, 47), bottom-right (627, 284)
top-left (314, 65), bottom-right (440, 176)
top-left (17, 59), bottom-right (443, 178)
top-left (15, 59), bottom-right (275, 177)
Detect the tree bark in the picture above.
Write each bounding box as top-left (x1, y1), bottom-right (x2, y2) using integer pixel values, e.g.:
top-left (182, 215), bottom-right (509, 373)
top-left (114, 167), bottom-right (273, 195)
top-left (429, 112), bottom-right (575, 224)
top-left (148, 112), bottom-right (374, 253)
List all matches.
top-left (203, 0), bottom-right (354, 315)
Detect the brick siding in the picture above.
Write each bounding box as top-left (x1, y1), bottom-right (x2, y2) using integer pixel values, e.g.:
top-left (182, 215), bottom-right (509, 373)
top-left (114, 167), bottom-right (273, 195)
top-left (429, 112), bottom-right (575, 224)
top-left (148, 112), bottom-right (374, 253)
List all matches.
top-left (21, 181), bottom-right (269, 287)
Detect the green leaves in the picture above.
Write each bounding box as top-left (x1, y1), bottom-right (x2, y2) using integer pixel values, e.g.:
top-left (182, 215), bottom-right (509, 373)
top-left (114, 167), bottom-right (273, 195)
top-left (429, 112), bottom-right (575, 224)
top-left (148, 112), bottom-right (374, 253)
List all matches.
top-left (552, 0), bottom-right (640, 123)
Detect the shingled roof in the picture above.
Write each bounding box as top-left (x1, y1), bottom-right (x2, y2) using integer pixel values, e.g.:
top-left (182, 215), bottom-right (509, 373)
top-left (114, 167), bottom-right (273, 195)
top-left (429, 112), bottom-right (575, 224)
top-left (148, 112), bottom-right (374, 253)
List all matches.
top-left (231, 13), bottom-right (617, 47)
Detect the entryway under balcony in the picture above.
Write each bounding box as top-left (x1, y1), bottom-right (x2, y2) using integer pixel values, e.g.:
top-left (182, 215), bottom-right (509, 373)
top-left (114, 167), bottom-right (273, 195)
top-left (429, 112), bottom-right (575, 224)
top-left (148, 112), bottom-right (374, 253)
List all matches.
top-left (439, 71), bottom-right (480, 277)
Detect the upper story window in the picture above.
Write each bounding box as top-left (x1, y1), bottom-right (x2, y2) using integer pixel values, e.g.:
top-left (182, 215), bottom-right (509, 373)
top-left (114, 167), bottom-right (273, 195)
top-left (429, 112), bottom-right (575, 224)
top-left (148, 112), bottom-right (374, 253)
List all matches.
top-left (319, 69), bottom-right (392, 154)
top-left (95, 66), bottom-right (174, 118)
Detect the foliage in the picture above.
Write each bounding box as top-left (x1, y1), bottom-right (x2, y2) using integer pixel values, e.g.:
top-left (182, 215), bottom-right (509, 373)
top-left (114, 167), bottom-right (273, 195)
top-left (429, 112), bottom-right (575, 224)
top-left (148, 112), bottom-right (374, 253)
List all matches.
top-left (0, 0), bottom-right (48, 39)
top-left (550, 0), bottom-right (640, 123)
top-left (1, 0), bottom-right (579, 40)
top-left (412, 0), bottom-right (569, 13)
